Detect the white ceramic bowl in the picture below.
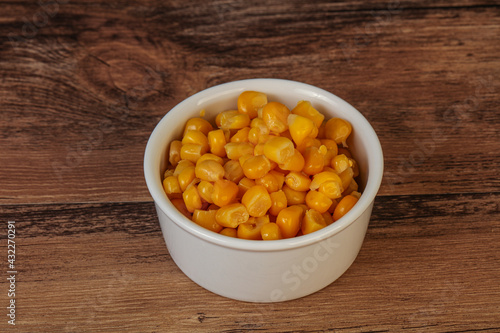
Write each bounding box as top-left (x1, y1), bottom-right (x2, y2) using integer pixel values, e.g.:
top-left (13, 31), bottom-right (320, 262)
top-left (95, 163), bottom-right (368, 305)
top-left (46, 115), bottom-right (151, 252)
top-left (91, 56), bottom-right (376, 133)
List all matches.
top-left (144, 78), bottom-right (383, 302)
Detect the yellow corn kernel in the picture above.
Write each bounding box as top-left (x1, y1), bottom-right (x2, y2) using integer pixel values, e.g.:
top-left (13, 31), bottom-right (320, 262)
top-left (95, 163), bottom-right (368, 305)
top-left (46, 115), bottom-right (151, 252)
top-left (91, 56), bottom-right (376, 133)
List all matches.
top-left (282, 184), bottom-right (307, 205)
top-left (302, 146), bottom-right (325, 175)
top-left (320, 139), bottom-right (338, 151)
top-left (237, 91), bottom-right (268, 119)
top-left (197, 180), bottom-right (214, 203)
top-left (237, 215), bottom-right (269, 240)
top-left (242, 155), bottom-right (272, 179)
top-left (192, 209), bottom-right (223, 233)
top-left (182, 130), bottom-right (209, 151)
top-left (169, 140), bottom-right (182, 167)
top-left (180, 144), bottom-right (208, 164)
top-left (224, 160), bottom-right (244, 183)
top-left (322, 212), bottom-right (334, 226)
top-left (291, 100), bottom-right (325, 128)
top-left (230, 126), bottom-right (250, 143)
top-left (224, 142), bottom-right (254, 160)
top-left (195, 159), bottom-right (225, 182)
top-left (323, 148), bottom-right (338, 167)
top-left (328, 199), bottom-right (338, 214)
top-left (343, 178), bottom-right (359, 196)
top-left (276, 205), bottom-right (304, 239)
top-left (207, 129), bottom-right (227, 157)
top-left (177, 165), bottom-right (196, 192)
top-left (350, 191), bottom-right (362, 199)
top-left (278, 149), bottom-right (305, 172)
top-left (263, 136), bottom-right (295, 164)
top-left (215, 110), bottom-right (237, 127)
top-left (196, 153), bottom-right (224, 166)
top-left (338, 147), bottom-right (352, 158)
top-left (269, 190), bottom-right (287, 216)
top-left (219, 110), bottom-right (251, 130)
top-left (164, 168), bottom-right (174, 179)
top-left (258, 134), bottom-right (278, 145)
top-left (317, 122), bottom-right (326, 139)
top-left (211, 179), bottom-right (239, 207)
top-left (183, 117), bottom-right (213, 136)
top-left (269, 170), bottom-right (285, 189)
top-left (171, 198), bottom-right (192, 219)
top-left (248, 118), bottom-right (270, 145)
top-left (253, 143), bottom-right (265, 156)
top-left (331, 154), bottom-right (352, 174)
top-left (301, 209), bottom-right (327, 235)
top-left (238, 177), bottom-right (256, 198)
top-left (325, 118), bottom-right (352, 146)
top-left (305, 190), bottom-right (333, 213)
top-left (241, 185), bottom-right (272, 217)
top-left (238, 154), bottom-right (253, 167)
top-left (261, 222), bottom-right (283, 240)
top-left (262, 101), bottom-right (290, 134)
top-left (333, 194), bottom-right (358, 221)
top-left (255, 172), bottom-right (280, 193)
top-left (310, 171), bottom-right (343, 191)
top-left (182, 183), bottom-right (203, 213)
top-left (350, 158), bottom-right (360, 177)
top-left (163, 176), bottom-right (182, 199)
top-left (287, 114), bottom-right (316, 146)
top-left (173, 159), bottom-right (194, 176)
top-left (285, 171), bottom-right (312, 192)
top-left (319, 181), bottom-right (343, 200)
top-left (339, 167), bottom-right (354, 192)
top-left (220, 227), bottom-right (237, 237)
top-left (295, 137), bottom-right (321, 154)
top-left (215, 203), bottom-right (250, 228)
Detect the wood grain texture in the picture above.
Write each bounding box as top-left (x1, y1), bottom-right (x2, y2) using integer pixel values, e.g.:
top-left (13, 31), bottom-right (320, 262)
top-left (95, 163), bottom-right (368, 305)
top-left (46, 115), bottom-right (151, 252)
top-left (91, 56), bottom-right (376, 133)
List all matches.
top-left (0, 193), bottom-right (498, 332)
top-left (1, 1), bottom-right (499, 203)
top-left (1, 1), bottom-right (499, 332)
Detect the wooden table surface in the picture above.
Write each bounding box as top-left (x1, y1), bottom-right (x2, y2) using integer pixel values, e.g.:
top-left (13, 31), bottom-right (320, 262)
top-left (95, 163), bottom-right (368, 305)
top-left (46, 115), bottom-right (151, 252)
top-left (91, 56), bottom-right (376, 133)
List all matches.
top-left (1, 0), bottom-right (499, 332)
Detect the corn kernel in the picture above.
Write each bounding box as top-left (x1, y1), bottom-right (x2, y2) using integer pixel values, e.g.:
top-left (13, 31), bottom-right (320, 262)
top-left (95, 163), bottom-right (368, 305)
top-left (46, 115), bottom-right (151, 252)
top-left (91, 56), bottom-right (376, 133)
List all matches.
top-left (302, 209), bottom-right (327, 235)
top-left (302, 146), bottom-right (325, 175)
top-left (342, 178), bottom-right (359, 196)
top-left (183, 117), bottom-right (213, 136)
top-left (279, 149), bottom-right (305, 172)
top-left (224, 142), bottom-right (254, 160)
top-left (180, 144), bottom-right (208, 164)
top-left (171, 198), bottom-right (192, 219)
top-left (263, 136), bottom-right (295, 164)
top-left (241, 185), bottom-right (272, 217)
top-left (237, 215), bottom-right (269, 240)
top-left (285, 171), bottom-right (311, 192)
top-left (287, 114), bottom-right (316, 146)
top-left (173, 159), bottom-right (194, 176)
top-left (177, 165), bottom-right (196, 192)
top-left (219, 110), bottom-right (251, 129)
top-left (207, 129), bottom-right (227, 157)
top-left (291, 100), bottom-right (324, 128)
top-left (261, 222), bottom-right (282, 240)
top-left (262, 101), bottom-right (290, 134)
top-left (255, 172), bottom-right (280, 193)
top-left (196, 153), bottom-right (224, 166)
top-left (215, 203), bottom-right (249, 228)
top-left (183, 183), bottom-right (203, 213)
top-left (269, 170), bottom-right (285, 189)
top-left (339, 167), bottom-right (354, 192)
top-left (305, 190), bottom-right (333, 213)
top-left (333, 194), bottom-right (358, 221)
top-left (220, 227), bottom-right (237, 237)
top-left (338, 147), bottom-right (352, 158)
top-left (242, 155), bottom-right (272, 179)
top-left (322, 212), bottom-right (334, 226)
top-left (331, 154), bottom-right (351, 174)
top-left (238, 177), bottom-right (256, 198)
top-left (319, 181), bottom-right (343, 200)
top-left (276, 205), bottom-right (304, 238)
top-left (197, 180), bottom-right (214, 203)
top-left (163, 176), bottom-right (182, 199)
top-left (182, 130), bottom-right (209, 151)
top-left (195, 159), bottom-right (225, 182)
top-left (230, 126), bottom-right (251, 142)
top-left (310, 171), bottom-right (342, 191)
top-left (325, 118), bottom-right (352, 147)
top-left (224, 160), bottom-right (245, 183)
top-left (269, 190), bottom-right (287, 216)
top-left (212, 179), bottom-right (239, 207)
top-left (169, 140), bottom-right (182, 167)
top-left (282, 184), bottom-right (307, 205)
top-left (192, 209), bottom-right (223, 233)
top-left (237, 91), bottom-right (268, 119)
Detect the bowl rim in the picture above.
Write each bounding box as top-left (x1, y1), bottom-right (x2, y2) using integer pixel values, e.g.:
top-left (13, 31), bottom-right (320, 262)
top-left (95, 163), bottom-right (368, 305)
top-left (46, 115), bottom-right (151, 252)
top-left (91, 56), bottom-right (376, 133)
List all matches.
top-left (144, 78), bottom-right (384, 252)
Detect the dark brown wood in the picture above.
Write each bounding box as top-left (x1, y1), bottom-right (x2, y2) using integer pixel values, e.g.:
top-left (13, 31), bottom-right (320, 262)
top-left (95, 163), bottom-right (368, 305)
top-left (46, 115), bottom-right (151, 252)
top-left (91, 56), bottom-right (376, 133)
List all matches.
top-left (0, 0), bottom-right (499, 331)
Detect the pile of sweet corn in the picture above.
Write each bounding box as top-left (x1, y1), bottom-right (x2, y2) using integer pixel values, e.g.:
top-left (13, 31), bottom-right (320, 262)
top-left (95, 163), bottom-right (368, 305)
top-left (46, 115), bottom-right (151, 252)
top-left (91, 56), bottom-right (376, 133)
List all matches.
top-left (162, 91), bottom-right (361, 240)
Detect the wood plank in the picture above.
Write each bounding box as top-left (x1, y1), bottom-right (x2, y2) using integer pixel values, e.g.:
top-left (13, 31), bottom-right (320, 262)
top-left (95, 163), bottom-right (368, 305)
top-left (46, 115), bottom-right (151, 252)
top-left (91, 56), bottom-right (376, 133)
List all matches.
top-left (1, 4), bottom-right (499, 204)
top-left (1, 193), bottom-right (498, 331)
